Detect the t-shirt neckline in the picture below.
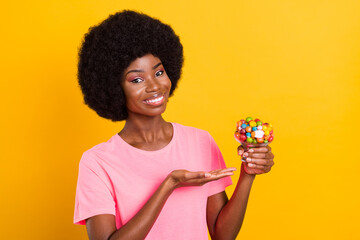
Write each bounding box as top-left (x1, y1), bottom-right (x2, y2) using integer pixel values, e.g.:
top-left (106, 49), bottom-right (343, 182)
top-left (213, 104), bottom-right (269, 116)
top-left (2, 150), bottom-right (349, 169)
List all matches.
top-left (115, 122), bottom-right (177, 154)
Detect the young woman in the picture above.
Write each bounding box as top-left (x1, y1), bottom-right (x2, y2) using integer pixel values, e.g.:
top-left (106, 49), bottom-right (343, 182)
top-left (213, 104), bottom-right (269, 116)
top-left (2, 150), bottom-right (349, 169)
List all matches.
top-left (74, 10), bottom-right (274, 240)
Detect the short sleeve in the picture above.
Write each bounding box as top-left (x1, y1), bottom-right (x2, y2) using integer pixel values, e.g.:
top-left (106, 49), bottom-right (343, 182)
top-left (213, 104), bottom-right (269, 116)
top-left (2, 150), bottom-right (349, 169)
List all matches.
top-left (73, 152), bottom-right (115, 225)
top-left (206, 133), bottom-right (233, 196)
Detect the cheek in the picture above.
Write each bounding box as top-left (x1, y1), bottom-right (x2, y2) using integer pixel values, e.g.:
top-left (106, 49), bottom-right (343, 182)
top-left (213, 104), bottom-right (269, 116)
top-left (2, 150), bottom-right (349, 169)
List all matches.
top-left (164, 78), bottom-right (172, 92)
top-left (125, 89), bottom-right (143, 105)
top-left (123, 82), bottom-right (141, 98)
top-left (122, 85), bottom-right (143, 109)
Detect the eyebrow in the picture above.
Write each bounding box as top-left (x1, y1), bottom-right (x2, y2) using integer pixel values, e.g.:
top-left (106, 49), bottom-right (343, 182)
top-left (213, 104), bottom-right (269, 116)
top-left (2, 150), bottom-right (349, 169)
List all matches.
top-left (125, 62), bottom-right (163, 76)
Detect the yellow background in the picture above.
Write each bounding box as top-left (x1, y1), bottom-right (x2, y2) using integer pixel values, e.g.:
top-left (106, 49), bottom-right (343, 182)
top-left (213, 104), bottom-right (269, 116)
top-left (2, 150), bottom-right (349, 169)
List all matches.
top-left (1, 0), bottom-right (359, 239)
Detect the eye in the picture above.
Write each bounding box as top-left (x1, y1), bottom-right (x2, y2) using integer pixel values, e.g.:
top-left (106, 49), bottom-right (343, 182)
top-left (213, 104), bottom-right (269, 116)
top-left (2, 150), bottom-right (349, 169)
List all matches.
top-left (131, 78), bottom-right (143, 83)
top-left (155, 70), bottom-right (164, 77)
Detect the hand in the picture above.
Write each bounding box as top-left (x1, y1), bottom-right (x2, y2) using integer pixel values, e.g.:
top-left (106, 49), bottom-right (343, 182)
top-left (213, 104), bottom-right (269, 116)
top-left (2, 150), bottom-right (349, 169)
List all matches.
top-left (168, 168), bottom-right (236, 189)
top-left (237, 145), bottom-right (274, 175)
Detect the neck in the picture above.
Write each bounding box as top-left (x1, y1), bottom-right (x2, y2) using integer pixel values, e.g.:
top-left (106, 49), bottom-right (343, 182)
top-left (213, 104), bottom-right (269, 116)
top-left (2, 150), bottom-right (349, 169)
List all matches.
top-left (120, 114), bottom-right (171, 143)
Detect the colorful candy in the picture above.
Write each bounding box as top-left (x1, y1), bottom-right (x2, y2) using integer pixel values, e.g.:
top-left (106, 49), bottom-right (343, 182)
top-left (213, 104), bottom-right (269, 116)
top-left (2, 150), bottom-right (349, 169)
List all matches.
top-left (240, 134), bottom-right (247, 142)
top-left (255, 130), bottom-right (264, 138)
top-left (249, 121), bottom-right (257, 127)
top-left (234, 117), bottom-right (274, 144)
top-left (245, 117), bottom-right (253, 123)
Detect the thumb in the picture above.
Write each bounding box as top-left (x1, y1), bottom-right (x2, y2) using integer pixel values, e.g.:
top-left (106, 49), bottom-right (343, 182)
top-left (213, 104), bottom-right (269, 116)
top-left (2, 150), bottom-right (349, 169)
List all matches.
top-left (237, 145), bottom-right (244, 156)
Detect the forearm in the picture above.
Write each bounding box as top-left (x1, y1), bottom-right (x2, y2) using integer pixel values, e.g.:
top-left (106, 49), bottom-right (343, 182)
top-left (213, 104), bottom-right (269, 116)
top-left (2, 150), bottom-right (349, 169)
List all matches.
top-left (109, 176), bottom-right (175, 240)
top-left (213, 167), bottom-right (255, 240)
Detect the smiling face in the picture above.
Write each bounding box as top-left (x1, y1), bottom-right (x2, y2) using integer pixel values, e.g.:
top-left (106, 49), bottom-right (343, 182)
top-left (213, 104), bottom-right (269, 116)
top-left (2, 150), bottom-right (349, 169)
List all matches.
top-left (122, 54), bottom-right (172, 119)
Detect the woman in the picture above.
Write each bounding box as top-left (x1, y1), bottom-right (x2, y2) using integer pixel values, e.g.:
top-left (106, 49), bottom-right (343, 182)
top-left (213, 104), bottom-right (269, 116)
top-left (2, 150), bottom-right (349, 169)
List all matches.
top-left (74, 10), bottom-right (274, 240)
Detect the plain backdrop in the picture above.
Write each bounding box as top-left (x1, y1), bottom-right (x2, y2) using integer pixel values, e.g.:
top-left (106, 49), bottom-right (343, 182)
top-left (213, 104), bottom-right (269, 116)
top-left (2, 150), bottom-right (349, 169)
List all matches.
top-left (1, 1), bottom-right (359, 239)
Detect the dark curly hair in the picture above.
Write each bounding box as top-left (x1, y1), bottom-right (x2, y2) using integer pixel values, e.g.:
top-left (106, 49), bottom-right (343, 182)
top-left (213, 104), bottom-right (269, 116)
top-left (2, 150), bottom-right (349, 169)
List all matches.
top-left (77, 10), bottom-right (184, 121)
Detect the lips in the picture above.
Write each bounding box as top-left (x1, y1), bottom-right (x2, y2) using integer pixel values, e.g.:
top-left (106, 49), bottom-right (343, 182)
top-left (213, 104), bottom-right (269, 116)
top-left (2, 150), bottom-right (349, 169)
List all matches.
top-left (143, 94), bottom-right (165, 106)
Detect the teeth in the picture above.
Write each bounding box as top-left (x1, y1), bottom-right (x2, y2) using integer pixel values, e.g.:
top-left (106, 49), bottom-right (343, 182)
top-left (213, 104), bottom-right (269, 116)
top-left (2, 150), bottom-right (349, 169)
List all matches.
top-left (146, 96), bottom-right (163, 104)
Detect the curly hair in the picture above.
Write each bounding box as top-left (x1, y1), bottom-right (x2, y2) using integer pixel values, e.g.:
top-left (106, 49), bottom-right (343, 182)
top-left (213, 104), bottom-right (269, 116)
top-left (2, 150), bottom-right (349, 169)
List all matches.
top-left (77, 10), bottom-right (184, 121)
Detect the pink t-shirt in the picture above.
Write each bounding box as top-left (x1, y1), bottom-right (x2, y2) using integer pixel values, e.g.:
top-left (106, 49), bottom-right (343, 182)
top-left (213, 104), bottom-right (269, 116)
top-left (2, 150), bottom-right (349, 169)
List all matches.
top-left (74, 123), bottom-right (232, 239)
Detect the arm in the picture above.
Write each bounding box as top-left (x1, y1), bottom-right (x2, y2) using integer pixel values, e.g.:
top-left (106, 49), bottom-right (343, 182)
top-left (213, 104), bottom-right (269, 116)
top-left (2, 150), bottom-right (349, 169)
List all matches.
top-left (207, 146), bottom-right (274, 240)
top-left (86, 169), bottom-right (236, 240)
top-left (207, 166), bottom-right (255, 240)
top-left (87, 175), bottom-right (174, 240)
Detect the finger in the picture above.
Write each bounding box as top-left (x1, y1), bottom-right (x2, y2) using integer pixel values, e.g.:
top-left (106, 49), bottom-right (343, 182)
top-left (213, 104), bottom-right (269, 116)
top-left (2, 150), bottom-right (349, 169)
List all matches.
top-left (254, 165), bottom-right (272, 174)
top-left (251, 146), bottom-right (271, 153)
top-left (221, 167), bottom-right (237, 172)
top-left (209, 167), bottom-right (237, 175)
top-left (248, 153), bottom-right (267, 159)
top-left (247, 163), bottom-right (265, 169)
top-left (247, 150), bottom-right (274, 159)
top-left (186, 170), bottom-right (234, 185)
top-left (206, 171), bottom-right (234, 181)
top-left (246, 158), bottom-right (273, 166)
top-left (207, 168), bottom-right (236, 179)
top-left (237, 146), bottom-right (244, 156)
top-left (248, 161), bottom-right (274, 170)
top-left (251, 160), bottom-right (274, 168)
top-left (187, 167), bottom-right (237, 180)
top-left (263, 166), bottom-right (272, 173)
top-left (184, 171), bottom-right (207, 179)
top-left (243, 150), bottom-right (269, 157)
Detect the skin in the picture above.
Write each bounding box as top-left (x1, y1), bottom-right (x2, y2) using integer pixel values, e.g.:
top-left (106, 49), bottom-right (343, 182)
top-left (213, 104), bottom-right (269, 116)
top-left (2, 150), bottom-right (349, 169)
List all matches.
top-left (85, 54), bottom-right (275, 240)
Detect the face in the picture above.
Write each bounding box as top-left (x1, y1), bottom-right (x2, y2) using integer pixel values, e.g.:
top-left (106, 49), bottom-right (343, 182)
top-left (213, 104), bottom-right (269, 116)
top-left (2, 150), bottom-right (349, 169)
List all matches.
top-left (122, 54), bottom-right (172, 118)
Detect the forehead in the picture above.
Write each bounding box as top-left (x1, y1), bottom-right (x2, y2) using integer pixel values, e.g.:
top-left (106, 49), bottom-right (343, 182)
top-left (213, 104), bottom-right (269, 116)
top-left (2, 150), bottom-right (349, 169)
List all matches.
top-left (126, 54), bottom-right (161, 70)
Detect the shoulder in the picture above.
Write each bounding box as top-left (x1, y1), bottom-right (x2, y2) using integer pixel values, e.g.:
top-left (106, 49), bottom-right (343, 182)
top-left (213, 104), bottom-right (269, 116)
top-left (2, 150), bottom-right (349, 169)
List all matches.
top-left (79, 134), bottom-right (119, 168)
top-left (173, 122), bottom-right (210, 138)
top-left (172, 122), bottom-right (213, 145)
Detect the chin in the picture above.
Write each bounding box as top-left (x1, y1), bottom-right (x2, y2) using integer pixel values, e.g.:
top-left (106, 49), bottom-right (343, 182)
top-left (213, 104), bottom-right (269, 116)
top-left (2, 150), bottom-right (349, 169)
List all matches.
top-left (128, 104), bottom-right (168, 118)
top-left (146, 106), bottom-right (167, 117)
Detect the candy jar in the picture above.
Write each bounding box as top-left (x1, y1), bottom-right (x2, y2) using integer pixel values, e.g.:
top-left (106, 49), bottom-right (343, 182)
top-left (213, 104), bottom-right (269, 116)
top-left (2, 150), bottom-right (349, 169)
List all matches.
top-left (234, 117), bottom-right (274, 162)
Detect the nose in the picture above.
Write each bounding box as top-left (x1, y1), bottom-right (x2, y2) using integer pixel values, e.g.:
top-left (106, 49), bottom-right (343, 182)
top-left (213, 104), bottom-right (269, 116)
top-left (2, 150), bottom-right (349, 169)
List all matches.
top-left (145, 76), bottom-right (160, 93)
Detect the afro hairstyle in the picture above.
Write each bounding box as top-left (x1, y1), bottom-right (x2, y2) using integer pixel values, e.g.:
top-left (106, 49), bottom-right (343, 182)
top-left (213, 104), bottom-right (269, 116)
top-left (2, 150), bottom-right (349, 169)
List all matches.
top-left (77, 10), bottom-right (184, 121)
